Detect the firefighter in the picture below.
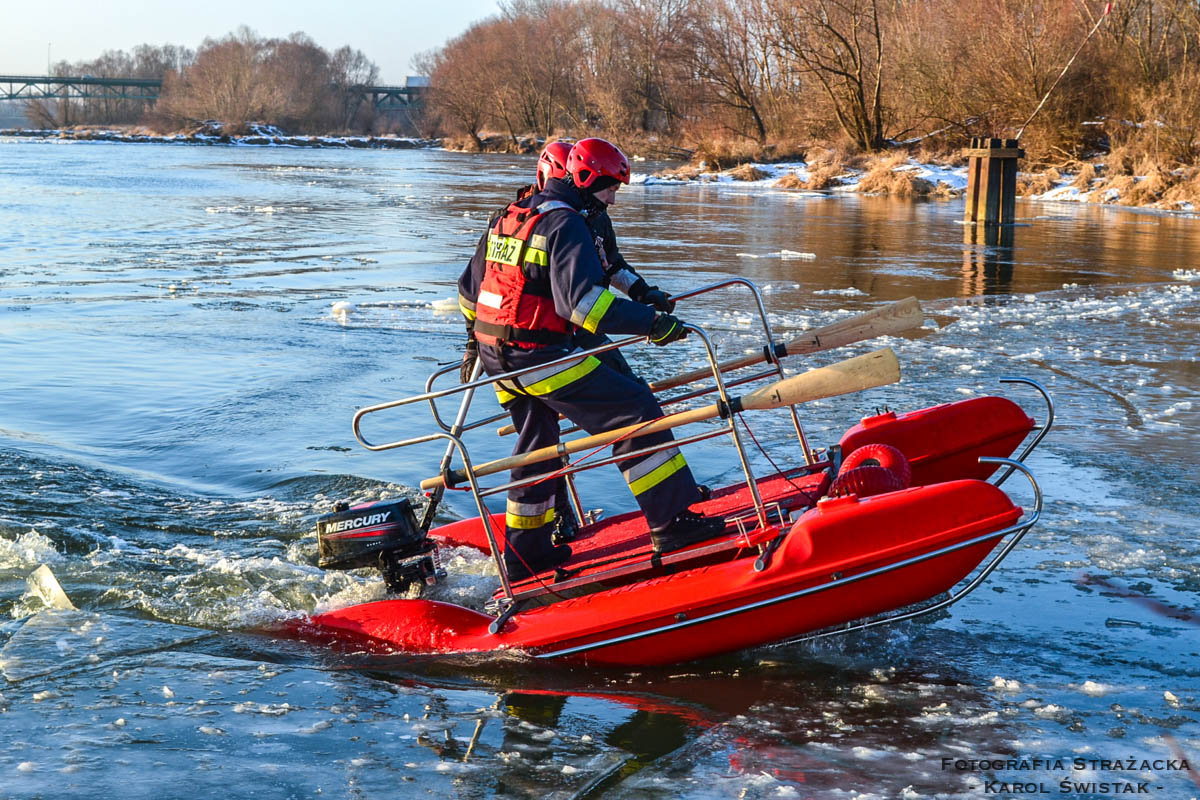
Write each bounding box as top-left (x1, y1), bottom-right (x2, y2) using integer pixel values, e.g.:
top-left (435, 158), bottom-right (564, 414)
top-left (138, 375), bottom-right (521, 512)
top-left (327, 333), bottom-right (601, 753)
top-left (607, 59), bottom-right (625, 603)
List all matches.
top-left (457, 138), bottom-right (725, 581)
top-left (465, 141), bottom-right (672, 384)
top-left (464, 140), bottom-right (679, 547)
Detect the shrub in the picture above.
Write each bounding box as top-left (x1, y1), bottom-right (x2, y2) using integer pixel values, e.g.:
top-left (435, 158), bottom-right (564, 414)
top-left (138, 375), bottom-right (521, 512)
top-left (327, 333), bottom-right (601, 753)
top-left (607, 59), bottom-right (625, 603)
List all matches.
top-left (728, 164), bottom-right (769, 181)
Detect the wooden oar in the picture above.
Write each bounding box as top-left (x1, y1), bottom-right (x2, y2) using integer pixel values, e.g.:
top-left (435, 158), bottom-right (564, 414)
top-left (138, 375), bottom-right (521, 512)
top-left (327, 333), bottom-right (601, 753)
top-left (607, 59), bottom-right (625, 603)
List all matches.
top-left (421, 348), bottom-right (899, 490)
top-left (495, 296), bottom-right (921, 436)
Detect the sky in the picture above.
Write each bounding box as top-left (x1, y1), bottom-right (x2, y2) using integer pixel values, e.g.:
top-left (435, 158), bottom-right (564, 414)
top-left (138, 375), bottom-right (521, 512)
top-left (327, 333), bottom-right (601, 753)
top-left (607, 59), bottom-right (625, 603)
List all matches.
top-left (3, 0), bottom-right (502, 84)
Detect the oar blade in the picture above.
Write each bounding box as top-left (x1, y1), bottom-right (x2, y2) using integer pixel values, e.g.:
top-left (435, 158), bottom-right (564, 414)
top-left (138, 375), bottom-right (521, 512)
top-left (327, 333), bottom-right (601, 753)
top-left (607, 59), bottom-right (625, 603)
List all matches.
top-left (739, 348), bottom-right (900, 411)
top-left (786, 297), bottom-right (922, 355)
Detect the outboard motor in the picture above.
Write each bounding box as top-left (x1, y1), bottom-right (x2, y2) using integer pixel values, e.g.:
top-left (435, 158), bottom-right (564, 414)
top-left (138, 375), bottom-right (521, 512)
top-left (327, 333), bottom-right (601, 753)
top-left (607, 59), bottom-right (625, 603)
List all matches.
top-left (316, 498), bottom-right (444, 594)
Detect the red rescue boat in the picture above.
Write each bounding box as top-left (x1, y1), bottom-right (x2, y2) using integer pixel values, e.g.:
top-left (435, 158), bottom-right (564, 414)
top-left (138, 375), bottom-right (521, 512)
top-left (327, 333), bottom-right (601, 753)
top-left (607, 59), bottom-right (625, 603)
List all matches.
top-left (289, 283), bottom-right (1050, 666)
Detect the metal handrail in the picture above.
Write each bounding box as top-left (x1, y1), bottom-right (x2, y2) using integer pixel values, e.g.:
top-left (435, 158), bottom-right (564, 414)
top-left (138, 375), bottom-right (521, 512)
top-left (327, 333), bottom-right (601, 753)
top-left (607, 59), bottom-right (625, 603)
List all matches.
top-left (350, 278), bottom-right (800, 589)
top-left (533, 457), bottom-right (1041, 659)
top-left (414, 278), bottom-right (800, 441)
top-left (353, 332), bottom-right (642, 451)
top-left (479, 428), bottom-right (730, 499)
top-left (994, 377), bottom-right (1055, 487)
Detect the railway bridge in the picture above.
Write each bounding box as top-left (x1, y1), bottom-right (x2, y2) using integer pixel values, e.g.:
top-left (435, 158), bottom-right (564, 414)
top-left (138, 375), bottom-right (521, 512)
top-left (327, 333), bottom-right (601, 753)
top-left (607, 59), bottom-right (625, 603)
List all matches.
top-left (0, 75), bottom-right (427, 108)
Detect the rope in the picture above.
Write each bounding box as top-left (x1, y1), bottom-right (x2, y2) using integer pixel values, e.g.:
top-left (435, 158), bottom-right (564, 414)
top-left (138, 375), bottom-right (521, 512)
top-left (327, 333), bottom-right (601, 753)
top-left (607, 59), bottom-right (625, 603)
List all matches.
top-left (737, 413), bottom-right (821, 507)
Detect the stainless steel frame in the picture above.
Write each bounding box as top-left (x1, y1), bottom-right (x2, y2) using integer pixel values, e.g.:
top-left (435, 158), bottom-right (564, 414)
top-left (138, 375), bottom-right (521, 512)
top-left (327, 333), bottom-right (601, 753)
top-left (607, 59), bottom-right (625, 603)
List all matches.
top-left (350, 279), bottom-right (811, 598)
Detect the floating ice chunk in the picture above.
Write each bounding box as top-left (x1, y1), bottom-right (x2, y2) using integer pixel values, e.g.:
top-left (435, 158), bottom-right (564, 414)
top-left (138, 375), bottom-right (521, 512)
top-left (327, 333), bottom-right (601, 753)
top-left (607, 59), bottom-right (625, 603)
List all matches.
top-left (562, 765), bottom-right (578, 775)
top-left (736, 253), bottom-right (761, 258)
top-left (1080, 681), bottom-right (1108, 696)
top-left (814, 287), bottom-right (867, 297)
top-left (27, 565), bottom-right (75, 610)
top-left (198, 726), bottom-right (225, 736)
top-left (1173, 269), bottom-right (1199, 281)
top-left (431, 297), bottom-right (460, 314)
top-left (301, 719), bottom-right (334, 733)
top-left (331, 301), bottom-right (356, 318)
top-left (992, 676), bottom-right (1021, 691)
top-left (17, 762), bottom-right (36, 773)
top-left (1164, 691), bottom-right (1180, 706)
top-left (778, 249), bottom-right (817, 260)
top-left (162, 686), bottom-right (174, 698)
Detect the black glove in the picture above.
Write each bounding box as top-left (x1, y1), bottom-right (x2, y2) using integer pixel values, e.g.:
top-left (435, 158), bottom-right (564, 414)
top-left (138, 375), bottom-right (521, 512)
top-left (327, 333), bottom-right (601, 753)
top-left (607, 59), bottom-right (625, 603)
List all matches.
top-left (642, 287), bottom-right (675, 312)
top-left (629, 279), bottom-right (676, 313)
top-left (460, 338), bottom-right (479, 383)
top-left (648, 313), bottom-right (688, 346)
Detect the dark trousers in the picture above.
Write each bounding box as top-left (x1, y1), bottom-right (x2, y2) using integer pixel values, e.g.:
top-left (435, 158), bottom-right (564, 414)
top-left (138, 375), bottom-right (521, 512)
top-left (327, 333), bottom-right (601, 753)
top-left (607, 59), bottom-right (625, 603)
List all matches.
top-left (573, 330), bottom-right (645, 385)
top-left (481, 344), bottom-right (700, 572)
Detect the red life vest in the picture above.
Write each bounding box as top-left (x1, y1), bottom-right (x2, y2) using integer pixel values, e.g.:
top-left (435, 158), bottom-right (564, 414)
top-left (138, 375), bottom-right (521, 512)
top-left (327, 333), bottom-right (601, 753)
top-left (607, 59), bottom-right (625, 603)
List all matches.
top-left (473, 200), bottom-right (576, 349)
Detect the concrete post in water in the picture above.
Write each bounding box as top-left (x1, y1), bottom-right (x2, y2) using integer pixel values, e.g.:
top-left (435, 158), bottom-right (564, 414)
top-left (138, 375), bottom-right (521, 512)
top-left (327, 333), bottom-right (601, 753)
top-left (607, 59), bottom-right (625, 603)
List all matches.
top-left (963, 138), bottom-right (1024, 225)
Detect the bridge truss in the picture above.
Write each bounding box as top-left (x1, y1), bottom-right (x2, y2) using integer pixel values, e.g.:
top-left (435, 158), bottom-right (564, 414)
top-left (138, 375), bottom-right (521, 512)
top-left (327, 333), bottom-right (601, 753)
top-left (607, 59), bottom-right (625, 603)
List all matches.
top-left (1, 75), bottom-right (162, 102)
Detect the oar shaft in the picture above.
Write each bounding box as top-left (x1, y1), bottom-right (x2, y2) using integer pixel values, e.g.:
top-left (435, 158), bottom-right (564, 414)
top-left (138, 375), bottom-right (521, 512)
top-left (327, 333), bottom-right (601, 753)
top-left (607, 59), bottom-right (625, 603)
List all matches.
top-left (649, 296), bottom-right (920, 393)
top-left (495, 297), bottom-right (920, 436)
top-left (420, 403), bottom-right (718, 490)
top-left (421, 348), bottom-right (899, 491)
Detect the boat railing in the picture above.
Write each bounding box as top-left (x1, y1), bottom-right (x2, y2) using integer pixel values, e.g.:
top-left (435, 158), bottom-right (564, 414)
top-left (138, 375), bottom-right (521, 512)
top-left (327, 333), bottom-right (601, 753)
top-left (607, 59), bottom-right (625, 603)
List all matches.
top-left (351, 278), bottom-right (814, 598)
top-left (995, 377), bottom-right (1055, 486)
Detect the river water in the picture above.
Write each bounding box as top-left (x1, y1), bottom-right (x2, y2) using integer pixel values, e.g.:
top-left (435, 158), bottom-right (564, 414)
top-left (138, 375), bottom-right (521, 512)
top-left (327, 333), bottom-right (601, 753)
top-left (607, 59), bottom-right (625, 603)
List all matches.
top-left (1, 139), bottom-right (1198, 799)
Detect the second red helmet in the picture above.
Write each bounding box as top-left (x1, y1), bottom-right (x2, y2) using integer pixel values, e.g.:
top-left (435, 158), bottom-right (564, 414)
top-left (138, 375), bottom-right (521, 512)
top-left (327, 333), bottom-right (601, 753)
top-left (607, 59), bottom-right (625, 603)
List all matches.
top-left (566, 138), bottom-right (631, 190)
top-left (536, 141), bottom-right (572, 191)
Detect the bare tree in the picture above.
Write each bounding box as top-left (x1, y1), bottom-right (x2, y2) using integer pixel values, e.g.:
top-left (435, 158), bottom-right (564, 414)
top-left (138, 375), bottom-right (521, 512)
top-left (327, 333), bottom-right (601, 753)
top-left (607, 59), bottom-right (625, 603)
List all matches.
top-left (692, 0), bottom-right (776, 143)
top-left (426, 21), bottom-right (502, 148)
top-left (767, 0), bottom-right (887, 150)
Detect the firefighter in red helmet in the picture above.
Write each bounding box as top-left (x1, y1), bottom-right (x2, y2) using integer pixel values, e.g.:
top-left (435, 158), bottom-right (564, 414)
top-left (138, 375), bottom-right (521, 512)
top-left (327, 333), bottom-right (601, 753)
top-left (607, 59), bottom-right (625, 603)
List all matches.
top-left (457, 138), bottom-right (725, 582)
top-left (470, 140), bottom-right (672, 384)
top-left (567, 139), bottom-right (674, 368)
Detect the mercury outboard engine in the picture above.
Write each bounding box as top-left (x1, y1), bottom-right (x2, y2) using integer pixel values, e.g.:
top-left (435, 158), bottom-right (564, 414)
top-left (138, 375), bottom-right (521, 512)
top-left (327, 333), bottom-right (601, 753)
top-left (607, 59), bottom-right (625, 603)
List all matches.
top-left (316, 498), bottom-right (444, 594)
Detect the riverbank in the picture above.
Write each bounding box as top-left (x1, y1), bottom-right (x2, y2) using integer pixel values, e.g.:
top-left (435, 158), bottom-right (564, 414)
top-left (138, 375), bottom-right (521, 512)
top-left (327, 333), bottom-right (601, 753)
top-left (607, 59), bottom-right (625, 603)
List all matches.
top-left (0, 123), bottom-right (438, 150)
top-left (641, 152), bottom-right (1200, 214)
top-left (6, 124), bottom-right (1197, 213)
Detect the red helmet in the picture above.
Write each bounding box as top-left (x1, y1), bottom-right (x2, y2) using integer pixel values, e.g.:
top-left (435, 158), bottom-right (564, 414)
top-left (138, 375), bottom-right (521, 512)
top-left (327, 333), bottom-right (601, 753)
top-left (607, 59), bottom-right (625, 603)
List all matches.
top-left (536, 141), bottom-right (572, 191)
top-left (566, 138), bottom-right (630, 190)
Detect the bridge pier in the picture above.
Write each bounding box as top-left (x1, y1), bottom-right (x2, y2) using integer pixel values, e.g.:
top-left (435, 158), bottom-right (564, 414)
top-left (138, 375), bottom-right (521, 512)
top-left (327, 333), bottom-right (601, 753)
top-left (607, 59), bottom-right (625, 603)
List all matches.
top-left (963, 138), bottom-right (1024, 226)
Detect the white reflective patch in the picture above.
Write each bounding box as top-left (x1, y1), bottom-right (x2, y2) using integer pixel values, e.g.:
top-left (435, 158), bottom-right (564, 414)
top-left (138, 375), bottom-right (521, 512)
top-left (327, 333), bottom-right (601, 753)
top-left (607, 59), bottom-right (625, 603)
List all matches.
top-left (610, 269), bottom-right (638, 294)
top-left (478, 291), bottom-right (503, 309)
top-left (507, 498), bottom-right (554, 516)
top-left (570, 286), bottom-right (606, 327)
top-left (622, 447), bottom-right (681, 483)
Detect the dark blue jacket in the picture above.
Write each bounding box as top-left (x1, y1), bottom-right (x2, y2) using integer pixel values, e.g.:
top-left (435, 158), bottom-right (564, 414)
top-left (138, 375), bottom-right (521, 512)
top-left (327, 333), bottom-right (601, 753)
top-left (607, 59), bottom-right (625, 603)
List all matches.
top-left (457, 178), bottom-right (656, 342)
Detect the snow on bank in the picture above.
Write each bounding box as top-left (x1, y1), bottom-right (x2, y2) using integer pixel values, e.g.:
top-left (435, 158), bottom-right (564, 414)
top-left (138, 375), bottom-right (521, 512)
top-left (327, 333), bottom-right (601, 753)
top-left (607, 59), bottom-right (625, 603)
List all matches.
top-left (632, 155), bottom-right (1200, 216)
top-left (632, 157), bottom-right (968, 195)
top-left (0, 125), bottom-right (438, 150)
top-left (1030, 170), bottom-right (1197, 213)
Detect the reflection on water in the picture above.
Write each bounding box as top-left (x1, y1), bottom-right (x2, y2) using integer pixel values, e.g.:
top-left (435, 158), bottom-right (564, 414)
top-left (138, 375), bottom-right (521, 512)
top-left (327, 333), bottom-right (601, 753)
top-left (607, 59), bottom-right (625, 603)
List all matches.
top-left (960, 223), bottom-right (1016, 295)
top-left (1, 140), bottom-right (1198, 798)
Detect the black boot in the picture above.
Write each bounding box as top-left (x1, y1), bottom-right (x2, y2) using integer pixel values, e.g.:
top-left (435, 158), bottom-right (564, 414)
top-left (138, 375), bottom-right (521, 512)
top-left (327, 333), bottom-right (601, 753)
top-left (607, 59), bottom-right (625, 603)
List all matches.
top-left (505, 544), bottom-right (572, 582)
top-left (551, 493), bottom-right (579, 546)
top-left (650, 509), bottom-right (726, 554)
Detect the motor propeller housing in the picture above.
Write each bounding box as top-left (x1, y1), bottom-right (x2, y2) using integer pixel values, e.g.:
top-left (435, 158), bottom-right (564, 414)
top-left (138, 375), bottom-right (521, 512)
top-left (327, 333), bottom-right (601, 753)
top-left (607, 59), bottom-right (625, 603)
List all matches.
top-left (316, 498), bottom-right (444, 594)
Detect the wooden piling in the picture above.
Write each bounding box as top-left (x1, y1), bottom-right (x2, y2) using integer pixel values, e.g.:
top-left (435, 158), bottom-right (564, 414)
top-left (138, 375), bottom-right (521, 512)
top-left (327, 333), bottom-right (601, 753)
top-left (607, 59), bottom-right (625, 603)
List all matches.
top-left (964, 138), bottom-right (1024, 225)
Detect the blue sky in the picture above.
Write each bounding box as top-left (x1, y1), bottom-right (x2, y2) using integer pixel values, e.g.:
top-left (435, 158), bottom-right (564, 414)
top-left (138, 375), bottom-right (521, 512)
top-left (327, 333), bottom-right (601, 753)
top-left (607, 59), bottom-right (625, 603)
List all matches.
top-left (3, 0), bottom-right (501, 84)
